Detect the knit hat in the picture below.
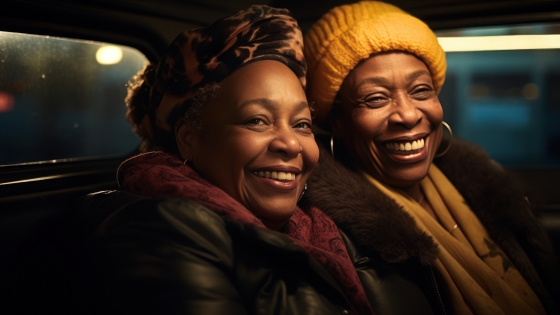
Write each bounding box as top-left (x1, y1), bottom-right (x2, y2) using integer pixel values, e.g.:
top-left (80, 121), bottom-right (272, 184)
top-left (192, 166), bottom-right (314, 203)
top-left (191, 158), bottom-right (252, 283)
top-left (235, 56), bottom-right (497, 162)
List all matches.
top-left (130, 5), bottom-right (306, 151)
top-left (304, 1), bottom-right (446, 124)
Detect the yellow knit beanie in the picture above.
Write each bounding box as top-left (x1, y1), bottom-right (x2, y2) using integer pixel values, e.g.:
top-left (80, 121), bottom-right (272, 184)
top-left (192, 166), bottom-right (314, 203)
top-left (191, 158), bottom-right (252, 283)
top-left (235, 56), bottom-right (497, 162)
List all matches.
top-left (305, 1), bottom-right (446, 124)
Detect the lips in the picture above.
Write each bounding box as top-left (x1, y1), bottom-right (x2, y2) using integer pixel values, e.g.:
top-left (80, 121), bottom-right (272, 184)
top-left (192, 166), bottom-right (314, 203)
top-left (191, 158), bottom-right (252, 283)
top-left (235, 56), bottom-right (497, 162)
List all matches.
top-left (384, 137), bottom-right (426, 153)
top-left (379, 133), bottom-right (431, 163)
top-left (254, 171), bottom-right (296, 180)
top-left (251, 167), bottom-right (300, 191)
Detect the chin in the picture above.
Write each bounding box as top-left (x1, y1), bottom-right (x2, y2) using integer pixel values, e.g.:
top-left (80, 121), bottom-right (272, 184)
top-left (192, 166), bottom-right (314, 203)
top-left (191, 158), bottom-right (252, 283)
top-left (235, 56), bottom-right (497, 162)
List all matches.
top-left (251, 198), bottom-right (297, 224)
top-left (386, 168), bottom-right (430, 188)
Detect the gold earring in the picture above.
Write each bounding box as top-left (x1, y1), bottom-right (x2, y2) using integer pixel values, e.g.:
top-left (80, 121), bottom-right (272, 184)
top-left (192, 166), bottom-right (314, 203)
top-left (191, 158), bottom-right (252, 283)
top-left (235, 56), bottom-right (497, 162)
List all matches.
top-left (435, 121), bottom-right (453, 158)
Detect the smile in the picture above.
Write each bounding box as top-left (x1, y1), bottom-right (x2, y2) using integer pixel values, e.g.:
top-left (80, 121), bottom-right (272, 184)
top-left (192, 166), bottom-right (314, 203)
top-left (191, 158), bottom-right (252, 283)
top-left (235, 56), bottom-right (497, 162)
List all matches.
top-left (384, 138), bottom-right (425, 153)
top-left (253, 171), bottom-right (296, 181)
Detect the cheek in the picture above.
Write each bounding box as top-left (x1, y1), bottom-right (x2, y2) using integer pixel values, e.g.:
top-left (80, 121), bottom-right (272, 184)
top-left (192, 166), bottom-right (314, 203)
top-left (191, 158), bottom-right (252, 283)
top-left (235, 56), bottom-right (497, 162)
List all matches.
top-left (426, 103), bottom-right (444, 149)
top-left (426, 100), bottom-right (444, 125)
top-left (302, 136), bottom-right (319, 170)
top-left (196, 129), bottom-right (258, 185)
top-left (343, 111), bottom-right (384, 150)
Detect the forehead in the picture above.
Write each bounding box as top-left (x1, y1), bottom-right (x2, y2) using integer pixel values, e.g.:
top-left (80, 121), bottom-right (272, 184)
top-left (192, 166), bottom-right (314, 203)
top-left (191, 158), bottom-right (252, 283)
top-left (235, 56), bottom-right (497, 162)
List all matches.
top-left (204, 60), bottom-right (307, 114)
top-left (349, 52), bottom-right (431, 82)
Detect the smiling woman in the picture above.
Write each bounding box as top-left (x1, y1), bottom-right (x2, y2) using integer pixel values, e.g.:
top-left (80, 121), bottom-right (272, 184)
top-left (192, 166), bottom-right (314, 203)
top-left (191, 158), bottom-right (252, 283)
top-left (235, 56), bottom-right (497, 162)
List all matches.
top-left (300, 1), bottom-right (560, 315)
top-left (80, 5), bottom-right (373, 315)
top-left (174, 61), bottom-right (318, 230)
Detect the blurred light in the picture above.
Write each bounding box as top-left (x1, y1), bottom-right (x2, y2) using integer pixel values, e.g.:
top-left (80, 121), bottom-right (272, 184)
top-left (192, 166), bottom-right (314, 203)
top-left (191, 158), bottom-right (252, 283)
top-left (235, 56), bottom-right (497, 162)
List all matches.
top-left (0, 92), bottom-right (14, 113)
top-left (438, 35), bottom-right (560, 52)
top-left (523, 83), bottom-right (539, 100)
top-left (96, 45), bottom-right (123, 65)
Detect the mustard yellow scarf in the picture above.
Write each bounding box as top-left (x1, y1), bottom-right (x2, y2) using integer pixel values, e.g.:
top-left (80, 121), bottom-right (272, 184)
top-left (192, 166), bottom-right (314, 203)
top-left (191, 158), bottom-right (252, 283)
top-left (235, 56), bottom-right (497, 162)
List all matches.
top-left (363, 165), bottom-right (545, 315)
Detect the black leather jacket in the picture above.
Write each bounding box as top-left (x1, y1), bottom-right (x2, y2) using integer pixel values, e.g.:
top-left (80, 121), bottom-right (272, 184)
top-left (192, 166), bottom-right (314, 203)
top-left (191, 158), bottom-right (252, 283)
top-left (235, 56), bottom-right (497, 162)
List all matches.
top-left (78, 191), bottom-right (356, 315)
top-left (342, 232), bottom-right (446, 315)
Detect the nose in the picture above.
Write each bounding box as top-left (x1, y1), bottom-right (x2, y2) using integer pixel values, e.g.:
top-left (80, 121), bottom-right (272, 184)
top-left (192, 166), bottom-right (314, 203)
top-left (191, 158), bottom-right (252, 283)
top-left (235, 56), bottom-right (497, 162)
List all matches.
top-left (268, 125), bottom-right (302, 157)
top-left (389, 93), bottom-right (422, 129)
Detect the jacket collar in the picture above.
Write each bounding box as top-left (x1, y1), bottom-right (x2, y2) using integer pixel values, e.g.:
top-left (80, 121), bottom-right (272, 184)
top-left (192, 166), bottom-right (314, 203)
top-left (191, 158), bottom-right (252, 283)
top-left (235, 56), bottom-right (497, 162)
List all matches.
top-left (301, 137), bottom-right (552, 268)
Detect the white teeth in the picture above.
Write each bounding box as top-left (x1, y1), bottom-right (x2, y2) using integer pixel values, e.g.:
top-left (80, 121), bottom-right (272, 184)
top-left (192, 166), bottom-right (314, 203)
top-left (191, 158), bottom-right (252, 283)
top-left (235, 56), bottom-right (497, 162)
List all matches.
top-left (385, 138), bottom-right (426, 152)
top-left (254, 171), bottom-right (296, 180)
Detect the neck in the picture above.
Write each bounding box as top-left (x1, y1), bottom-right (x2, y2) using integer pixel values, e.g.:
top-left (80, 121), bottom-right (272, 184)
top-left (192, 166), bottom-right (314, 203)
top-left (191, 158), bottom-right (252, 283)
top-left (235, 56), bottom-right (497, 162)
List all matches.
top-left (401, 183), bottom-right (423, 204)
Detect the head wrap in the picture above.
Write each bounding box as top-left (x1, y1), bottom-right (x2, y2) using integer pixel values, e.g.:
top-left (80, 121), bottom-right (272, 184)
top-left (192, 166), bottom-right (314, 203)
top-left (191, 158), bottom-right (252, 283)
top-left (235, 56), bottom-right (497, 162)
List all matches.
top-left (304, 1), bottom-right (446, 124)
top-left (138, 5), bottom-right (306, 148)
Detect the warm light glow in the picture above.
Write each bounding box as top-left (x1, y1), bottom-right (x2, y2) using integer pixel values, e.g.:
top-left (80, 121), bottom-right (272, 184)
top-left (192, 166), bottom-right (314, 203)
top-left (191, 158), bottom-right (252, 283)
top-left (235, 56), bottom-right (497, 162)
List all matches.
top-left (96, 45), bottom-right (123, 65)
top-left (438, 35), bottom-right (560, 52)
top-left (0, 92), bottom-right (14, 113)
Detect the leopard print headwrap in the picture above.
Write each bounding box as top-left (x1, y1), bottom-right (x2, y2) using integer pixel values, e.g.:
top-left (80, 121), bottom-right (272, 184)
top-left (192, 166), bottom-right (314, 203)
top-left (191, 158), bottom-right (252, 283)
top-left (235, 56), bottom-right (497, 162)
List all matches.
top-left (138, 5), bottom-right (306, 149)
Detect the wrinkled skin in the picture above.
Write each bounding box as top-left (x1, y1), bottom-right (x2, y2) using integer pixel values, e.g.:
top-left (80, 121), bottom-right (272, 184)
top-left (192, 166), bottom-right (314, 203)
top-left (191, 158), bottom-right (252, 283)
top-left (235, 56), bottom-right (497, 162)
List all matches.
top-left (176, 60), bottom-right (319, 230)
top-left (332, 52), bottom-right (443, 200)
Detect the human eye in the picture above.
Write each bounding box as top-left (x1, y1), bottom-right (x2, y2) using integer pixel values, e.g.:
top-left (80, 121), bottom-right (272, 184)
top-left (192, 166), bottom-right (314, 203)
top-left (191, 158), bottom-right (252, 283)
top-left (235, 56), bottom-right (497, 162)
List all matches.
top-left (243, 116), bottom-right (270, 130)
top-left (293, 120), bottom-right (313, 134)
top-left (411, 85), bottom-right (436, 100)
top-left (245, 118), bottom-right (266, 126)
top-left (359, 93), bottom-right (389, 108)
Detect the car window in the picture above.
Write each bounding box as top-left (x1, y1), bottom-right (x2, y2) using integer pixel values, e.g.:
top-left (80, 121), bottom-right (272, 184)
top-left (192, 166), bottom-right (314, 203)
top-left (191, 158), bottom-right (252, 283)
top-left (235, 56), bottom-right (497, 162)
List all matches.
top-left (436, 23), bottom-right (560, 168)
top-left (0, 31), bottom-right (146, 166)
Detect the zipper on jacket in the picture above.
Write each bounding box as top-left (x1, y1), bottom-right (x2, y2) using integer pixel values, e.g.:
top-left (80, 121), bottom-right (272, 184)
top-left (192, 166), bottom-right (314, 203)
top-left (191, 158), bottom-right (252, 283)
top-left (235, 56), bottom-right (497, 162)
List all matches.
top-left (429, 266), bottom-right (447, 315)
top-left (355, 257), bottom-right (370, 266)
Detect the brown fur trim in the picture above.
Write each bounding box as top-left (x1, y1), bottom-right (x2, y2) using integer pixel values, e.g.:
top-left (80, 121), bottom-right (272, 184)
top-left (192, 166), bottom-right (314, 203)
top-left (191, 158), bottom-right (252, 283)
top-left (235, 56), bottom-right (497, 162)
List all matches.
top-left (300, 146), bottom-right (440, 266)
top-left (302, 136), bottom-right (560, 313)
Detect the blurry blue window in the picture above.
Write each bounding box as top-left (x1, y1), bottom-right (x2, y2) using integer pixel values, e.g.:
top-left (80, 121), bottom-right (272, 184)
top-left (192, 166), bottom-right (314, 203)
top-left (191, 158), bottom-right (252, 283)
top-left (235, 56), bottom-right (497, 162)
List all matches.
top-left (0, 31), bottom-right (146, 165)
top-left (436, 24), bottom-right (560, 167)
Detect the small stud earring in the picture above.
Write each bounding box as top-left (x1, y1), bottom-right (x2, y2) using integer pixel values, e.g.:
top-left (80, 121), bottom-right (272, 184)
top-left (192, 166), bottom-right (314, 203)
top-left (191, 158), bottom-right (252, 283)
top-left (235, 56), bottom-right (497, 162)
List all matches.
top-left (298, 183), bottom-right (308, 201)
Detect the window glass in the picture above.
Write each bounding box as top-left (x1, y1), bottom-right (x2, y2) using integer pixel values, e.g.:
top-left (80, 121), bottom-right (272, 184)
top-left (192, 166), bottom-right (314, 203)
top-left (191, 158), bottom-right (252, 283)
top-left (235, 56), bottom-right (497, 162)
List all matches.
top-left (436, 23), bottom-right (560, 167)
top-left (0, 31), bottom-right (147, 166)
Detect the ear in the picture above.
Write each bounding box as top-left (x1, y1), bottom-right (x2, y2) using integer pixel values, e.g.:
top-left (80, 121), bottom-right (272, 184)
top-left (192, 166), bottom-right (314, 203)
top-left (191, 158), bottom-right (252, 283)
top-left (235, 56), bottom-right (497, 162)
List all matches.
top-left (174, 117), bottom-right (196, 160)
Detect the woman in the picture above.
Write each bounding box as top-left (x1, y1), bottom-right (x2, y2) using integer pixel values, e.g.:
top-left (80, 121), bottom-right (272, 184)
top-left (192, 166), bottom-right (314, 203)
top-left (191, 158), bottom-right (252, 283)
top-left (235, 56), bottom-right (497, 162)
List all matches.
top-left (301, 1), bottom-right (560, 315)
top-left (79, 6), bottom-right (373, 315)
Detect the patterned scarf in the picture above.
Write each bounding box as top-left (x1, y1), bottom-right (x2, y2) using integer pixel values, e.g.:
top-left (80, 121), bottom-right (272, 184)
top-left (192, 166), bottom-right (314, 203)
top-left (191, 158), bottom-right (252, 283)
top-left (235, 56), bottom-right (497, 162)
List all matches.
top-left (140, 5), bottom-right (306, 148)
top-left (117, 151), bottom-right (374, 315)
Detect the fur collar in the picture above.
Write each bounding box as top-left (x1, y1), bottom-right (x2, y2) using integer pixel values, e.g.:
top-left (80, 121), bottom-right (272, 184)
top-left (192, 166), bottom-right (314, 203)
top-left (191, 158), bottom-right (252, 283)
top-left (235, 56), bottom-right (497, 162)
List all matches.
top-left (301, 137), bottom-right (560, 309)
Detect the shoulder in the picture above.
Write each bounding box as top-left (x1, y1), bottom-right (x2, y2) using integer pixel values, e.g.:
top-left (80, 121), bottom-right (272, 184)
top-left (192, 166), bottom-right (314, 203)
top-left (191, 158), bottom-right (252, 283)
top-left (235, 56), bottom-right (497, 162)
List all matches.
top-left (80, 191), bottom-right (236, 264)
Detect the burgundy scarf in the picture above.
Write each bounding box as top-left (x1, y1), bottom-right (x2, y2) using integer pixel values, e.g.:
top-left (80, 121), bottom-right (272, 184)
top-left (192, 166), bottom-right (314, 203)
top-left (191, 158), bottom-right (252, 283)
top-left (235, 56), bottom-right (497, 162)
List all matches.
top-left (117, 151), bottom-right (373, 315)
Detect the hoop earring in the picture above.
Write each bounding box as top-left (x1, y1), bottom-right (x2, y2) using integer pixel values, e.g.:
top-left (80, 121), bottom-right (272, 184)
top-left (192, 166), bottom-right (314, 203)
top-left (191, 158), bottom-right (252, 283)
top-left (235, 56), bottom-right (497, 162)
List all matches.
top-left (184, 157), bottom-right (192, 165)
top-left (435, 121), bottom-right (453, 158)
top-left (298, 183), bottom-right (308, 201)
top-left (330, 136), bottom-right (334, 157)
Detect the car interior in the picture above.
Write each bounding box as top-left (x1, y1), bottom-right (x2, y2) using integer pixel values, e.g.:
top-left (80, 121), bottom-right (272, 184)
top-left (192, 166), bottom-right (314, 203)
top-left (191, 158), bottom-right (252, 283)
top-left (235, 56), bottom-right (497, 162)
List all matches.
top-left (1, 0), bottom-right (560, 313)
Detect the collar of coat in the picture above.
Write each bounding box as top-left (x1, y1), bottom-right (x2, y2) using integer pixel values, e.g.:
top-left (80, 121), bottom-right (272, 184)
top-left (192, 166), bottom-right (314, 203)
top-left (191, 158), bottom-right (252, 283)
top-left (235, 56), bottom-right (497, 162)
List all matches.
top-left (300, 137), bottom-right (559, 307)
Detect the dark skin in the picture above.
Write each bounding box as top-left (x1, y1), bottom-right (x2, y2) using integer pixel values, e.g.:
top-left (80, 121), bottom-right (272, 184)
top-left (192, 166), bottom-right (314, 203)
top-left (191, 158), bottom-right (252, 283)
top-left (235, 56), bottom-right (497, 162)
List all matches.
top-left (332, 52), bottom-right (443, 219)
top-left (175, 60), bottom-right (319, 230)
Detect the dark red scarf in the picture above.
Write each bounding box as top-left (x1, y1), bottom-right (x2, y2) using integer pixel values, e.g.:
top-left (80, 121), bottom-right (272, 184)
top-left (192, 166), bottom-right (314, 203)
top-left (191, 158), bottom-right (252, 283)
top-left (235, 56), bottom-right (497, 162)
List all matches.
top-left (117, 151), bottom-right (373, 315)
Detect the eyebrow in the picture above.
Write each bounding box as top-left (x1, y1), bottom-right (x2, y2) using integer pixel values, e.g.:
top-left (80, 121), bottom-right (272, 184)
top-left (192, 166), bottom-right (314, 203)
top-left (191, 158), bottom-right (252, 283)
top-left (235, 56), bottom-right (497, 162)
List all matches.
top-left (356, 77), bottom-right (390, 91)
top-left (236, 98), bottom-right (310, 113)
top-left (406, 70), bottom-right (432, 82)
top-left (355, 69), bottom-right (433, 91)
